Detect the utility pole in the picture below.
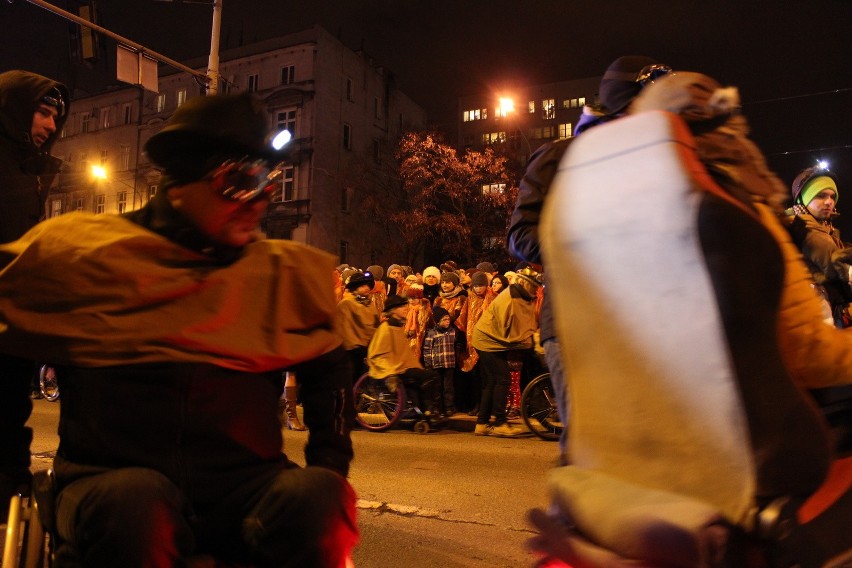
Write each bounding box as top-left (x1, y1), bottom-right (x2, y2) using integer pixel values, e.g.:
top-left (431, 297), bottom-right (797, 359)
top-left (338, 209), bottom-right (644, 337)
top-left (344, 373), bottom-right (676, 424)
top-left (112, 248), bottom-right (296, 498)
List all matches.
top-left (206, 0), bottom-right (222, 94)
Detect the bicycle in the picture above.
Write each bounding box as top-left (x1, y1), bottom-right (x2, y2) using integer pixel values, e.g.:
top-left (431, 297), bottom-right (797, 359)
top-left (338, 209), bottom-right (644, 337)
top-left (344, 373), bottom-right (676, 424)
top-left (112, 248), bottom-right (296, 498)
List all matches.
top-left (520, 372), bottom-right (564, 441)
top-left (39, 364), bottom-right (59, 402)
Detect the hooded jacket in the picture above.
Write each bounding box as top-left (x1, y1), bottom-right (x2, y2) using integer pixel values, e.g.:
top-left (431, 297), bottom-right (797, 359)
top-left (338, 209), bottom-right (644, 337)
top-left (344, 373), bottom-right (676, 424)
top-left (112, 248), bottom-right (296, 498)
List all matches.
top-left (0, 70), bottom-right (69, 242)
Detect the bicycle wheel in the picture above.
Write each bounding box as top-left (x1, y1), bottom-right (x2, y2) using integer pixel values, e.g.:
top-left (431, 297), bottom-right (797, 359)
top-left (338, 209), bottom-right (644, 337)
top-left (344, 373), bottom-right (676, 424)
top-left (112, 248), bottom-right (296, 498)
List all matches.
top-left (521, 373), bottom-right (564, 441)
top-left (353, 373), bottom-right (405, 431)
top-left (39, 365), bottom-right (60, 402)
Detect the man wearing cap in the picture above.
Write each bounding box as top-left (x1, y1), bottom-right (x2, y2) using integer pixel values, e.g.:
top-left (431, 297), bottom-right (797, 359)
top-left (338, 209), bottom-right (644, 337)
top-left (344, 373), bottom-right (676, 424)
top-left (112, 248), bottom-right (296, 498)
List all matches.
top-left (507, 56), bottom-right (669, 456)
top-left (0, 93), bottom-right (357, 566)
top-left (786, 167), bottom-right (851, 327)
top-left (0, 70), bottom-right (69, 516)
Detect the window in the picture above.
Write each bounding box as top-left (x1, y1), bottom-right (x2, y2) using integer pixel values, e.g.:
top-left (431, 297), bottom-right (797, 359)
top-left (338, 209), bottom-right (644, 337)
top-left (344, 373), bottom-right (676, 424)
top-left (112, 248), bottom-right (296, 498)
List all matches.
top-left (95, 194), bottom-right (105, 214)
top-left (481, 131), bottom-right (506, 145)
top-left (122, 103), bottom-right (133, 125)
top-left (341, 186), bottom-right (352, 212)
top-left (81, 112), bottom-right (91, 133)
top-left (527, 101), bottom-right (535, 114)
top-left (177, 89), bottom-right (187, 107)
top-left (156, 93), bottom-right (166, 113)
top-left (79, 151), bottom-right (89, 173)
top-left (339, 241), bottom-right (349, 265)
top-left (120, 145), bottom-right (131, 171)
top-left (542, 98), bottom-right (556, 120)
top-left (342, 123), bottom-right (352, 150)
top-left (247, 73), bottom-right (259, 93)
top-left (272, 166), bottom-right (295, 202)
top-left (463, 108), bottom-right (487, 122)
top-left (117, 191), bottom-right (127, 214)
top-left (147, 184), bottom-right (158, 202)
top-left (100, 107), bottom-right (111, 129)
top-left (100, 150), bottom-right (109, 165)
top-left (481, 183), bottom-right (506, 195)
top-left (558, 123), bottom-right (573, 139)
top-left (50, 199), bottom-right (62, 218)
top-left (75, 197), bottom-right (84, 211)
top-left (532, 126), bottom-right (556, 139)
top-left (280, 65), bottom-right (295, 85)
top-left (276, 109), bottom-right (297, 135)
top-left (579, 97), bottom-right (586, 106)
top-left (346, 78), bottom-right (354, 102)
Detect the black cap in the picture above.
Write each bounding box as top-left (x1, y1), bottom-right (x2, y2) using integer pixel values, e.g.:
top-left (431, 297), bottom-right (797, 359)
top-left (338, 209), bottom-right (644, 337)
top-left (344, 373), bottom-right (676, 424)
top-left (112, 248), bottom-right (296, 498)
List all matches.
top-left (599, 56), bottom-right (661, 114)
top-left (384, 294), bottom-right (408, 311)
top-left (145, 93), bottom-right (288, 172)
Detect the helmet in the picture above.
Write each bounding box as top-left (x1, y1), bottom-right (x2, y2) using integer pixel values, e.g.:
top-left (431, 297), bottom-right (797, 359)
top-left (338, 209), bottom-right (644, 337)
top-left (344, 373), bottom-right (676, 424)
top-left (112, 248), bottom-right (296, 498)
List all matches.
top-left (792, 165), bottom-right (838, 205)
top-left (345, 271), bottom-right (375, 291)
top-left (515, 266), bottom-right (543, 287)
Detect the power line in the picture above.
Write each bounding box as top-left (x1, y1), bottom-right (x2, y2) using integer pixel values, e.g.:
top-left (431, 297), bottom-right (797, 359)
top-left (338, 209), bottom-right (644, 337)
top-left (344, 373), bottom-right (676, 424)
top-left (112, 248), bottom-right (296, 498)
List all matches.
top-left (743, 87), bottom-right (852, 106)
top-left (765, 144), bottom-right (852, 158)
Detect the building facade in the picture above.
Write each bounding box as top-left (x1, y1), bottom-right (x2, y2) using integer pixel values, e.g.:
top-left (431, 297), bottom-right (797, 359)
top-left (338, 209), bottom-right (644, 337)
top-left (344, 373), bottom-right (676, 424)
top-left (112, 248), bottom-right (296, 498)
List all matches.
top-left (457, 76), bottom-right (601, 165)
top-left (49, 25), bottom-right (426, 268)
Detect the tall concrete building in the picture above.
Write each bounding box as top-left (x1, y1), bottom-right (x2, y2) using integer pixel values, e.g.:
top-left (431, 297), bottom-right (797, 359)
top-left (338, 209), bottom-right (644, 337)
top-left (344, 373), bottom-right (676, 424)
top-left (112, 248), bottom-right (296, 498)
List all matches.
top-left (49, 25), bottom-right (426, 268)
top-left (456, 76), bottom-right (601, 165)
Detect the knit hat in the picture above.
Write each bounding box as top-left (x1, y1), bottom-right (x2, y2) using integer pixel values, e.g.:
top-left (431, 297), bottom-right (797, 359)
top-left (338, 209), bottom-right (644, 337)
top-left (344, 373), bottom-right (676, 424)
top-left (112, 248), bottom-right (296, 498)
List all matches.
top-left (384, 294), bottom-right (407, 311)
top-left (599, 56), bottom-right (666, 115)
top-left (515, 266), bottom-right (544, 288)
top-left (476, 262), bottom-right (496, 274)
top-left (387, 264), bottom-right (402, 276)
top-left (405, 283), bottom-right (424, 299)
top-left (471, 271), bottom-right (489, 287)
top-left (440, 272), bottom-right (460, 287)
top-left (433, 306), bottom-right (450, 324)
top-left (335, 263), bottom-right (351, 273)
top-left (440, 261), bottom-right (459, 273)
top-left (367, 265), bottom-right (384, 280)
top-left (792, 166), bottom-right (839, 206)
top-left (423, 266), bottom-right (441, 280)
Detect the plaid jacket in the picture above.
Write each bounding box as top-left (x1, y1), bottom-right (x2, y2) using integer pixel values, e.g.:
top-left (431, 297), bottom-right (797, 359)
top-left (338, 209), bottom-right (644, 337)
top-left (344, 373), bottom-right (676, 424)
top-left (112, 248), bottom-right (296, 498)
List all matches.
top-left (422, 326), bottom-right (456, 369)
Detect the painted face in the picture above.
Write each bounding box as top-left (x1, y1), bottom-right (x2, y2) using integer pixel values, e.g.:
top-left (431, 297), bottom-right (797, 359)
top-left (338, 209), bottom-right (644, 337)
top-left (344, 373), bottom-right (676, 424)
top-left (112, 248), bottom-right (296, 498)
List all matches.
top-left (31, 103), bottom-right (58, 147)
top-left (807, 189), bottom-right (837, 222)
top-left (167, 179), bottom-right (269, 247)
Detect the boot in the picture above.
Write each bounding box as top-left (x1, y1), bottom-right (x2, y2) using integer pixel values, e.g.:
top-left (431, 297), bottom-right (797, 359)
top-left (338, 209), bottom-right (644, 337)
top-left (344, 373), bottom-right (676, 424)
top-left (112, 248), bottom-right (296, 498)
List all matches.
top-left (281, 386), bottom-right (306, 431)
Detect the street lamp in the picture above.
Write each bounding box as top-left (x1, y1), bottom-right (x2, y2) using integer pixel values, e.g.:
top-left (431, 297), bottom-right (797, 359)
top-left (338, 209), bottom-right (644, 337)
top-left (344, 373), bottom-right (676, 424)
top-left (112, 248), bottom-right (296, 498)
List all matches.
top-left (152, 0), bottom-right (222, 94)
top-left (90, 165), bottom-right (142, 212)
top-left (497, 96), bottom-right (531, 156)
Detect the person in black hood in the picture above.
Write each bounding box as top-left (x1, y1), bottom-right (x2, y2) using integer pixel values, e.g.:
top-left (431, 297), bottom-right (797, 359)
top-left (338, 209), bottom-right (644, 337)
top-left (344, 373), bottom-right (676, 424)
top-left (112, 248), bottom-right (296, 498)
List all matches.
top-left (0, 70), bottom-right (69, 517)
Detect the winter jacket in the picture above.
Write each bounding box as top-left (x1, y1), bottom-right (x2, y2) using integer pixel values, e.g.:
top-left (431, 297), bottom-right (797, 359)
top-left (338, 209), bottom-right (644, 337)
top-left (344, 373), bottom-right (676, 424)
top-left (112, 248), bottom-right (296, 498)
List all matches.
top-left (367, 319), bottom-right (422, 379)
top-left (422, 326), bottom-right (456, 369)
top-left (472, 284), bottom-right (537, 352)
top-left (0, 70), bottom-right (69, 243)
top-left (334, 291), bottom-right (379, 350)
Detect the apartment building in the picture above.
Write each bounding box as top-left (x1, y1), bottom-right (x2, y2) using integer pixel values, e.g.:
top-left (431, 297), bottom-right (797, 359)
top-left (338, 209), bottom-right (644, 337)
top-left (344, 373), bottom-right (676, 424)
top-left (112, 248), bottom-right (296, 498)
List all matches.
top-left (50, 25), bottom-right (426, 268)
top-left (457, 76), bottom-right (601, 164)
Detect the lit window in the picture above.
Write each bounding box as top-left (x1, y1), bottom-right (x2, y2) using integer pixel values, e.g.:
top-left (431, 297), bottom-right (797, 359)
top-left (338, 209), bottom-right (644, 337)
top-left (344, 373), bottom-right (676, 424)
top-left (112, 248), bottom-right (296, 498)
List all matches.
top-left (247, 73), bottom-right (259, 93)
top-left (95, 194), bottom-right (105, 214)
top-left (558, 123), bottom-right (573, 139)
top-left (463, 108), bottom-right (488, 122)
top-left (578, 97), bottom-right (586, 106)
top-left (528, 101), bottom-right (535, 113)
top-left (100, 107), bottom-right (111, 129)
top-left (177, 89), bottom-right (187, 107)
top-left (481, 183), bottom-right (506, 195)
top-left (117, 191), bottom-right (127, 214)
top-left (542, 99), bottom-right (555, 120)
top-left (147, 184), bottom-right (158, 202)
top-left (280, 65), bottom-right (295, 85)
top-left (50, 199), bottom-right (62, 218)
top-left (272, 166), bottom-right (296, 202)
top-left (481, 132), bottom-right (506, 145)
top-left (120, 145), bottom-right (131, 170)
top-left (156, 93), bottom-right (166, 113)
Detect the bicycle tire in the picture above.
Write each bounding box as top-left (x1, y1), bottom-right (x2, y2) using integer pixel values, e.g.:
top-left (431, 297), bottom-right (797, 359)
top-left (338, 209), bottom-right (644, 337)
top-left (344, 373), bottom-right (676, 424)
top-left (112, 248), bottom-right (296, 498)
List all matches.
top-left (521, 373), bottom-right (564, 441)
top-left (353, 372), bottom-right (405, 431)
top-left (39, 365), bottom-right (60, 402)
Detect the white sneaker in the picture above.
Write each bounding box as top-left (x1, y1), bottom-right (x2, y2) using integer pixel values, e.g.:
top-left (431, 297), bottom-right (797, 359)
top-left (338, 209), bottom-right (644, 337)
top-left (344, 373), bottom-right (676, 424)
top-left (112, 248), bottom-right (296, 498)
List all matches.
top-left (491, 422), bottom-right (524, 438)
top-left (474, 423), bottom-right (492, 436)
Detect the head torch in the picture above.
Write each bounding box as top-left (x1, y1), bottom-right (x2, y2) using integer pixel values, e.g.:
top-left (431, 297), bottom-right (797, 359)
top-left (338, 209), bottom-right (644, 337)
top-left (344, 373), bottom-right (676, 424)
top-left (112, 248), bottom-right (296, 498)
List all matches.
top-left (634, 64), bottom-right (673, 87)
top-left (41, 87), bottom-right (66, 117)
top-left (205, 157), bottom-right (284, 203)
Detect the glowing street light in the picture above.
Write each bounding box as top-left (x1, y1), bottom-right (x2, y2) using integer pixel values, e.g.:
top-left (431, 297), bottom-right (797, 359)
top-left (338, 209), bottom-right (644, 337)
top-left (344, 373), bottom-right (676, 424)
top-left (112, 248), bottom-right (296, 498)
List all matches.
top-left (91, 164), bottom-right (108, 180)
top-left (498, 97), bottom-right (515, 117)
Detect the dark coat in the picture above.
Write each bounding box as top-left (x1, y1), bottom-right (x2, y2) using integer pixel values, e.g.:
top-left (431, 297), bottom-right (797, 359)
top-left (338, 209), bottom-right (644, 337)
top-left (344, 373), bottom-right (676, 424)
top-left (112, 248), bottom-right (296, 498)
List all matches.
top-left (0, 70), bottom-right (69, 242)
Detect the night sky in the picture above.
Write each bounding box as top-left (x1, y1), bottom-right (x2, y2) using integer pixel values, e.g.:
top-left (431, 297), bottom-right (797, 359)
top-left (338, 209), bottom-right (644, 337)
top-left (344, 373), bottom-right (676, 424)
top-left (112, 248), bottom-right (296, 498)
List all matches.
top-left (2, 0), bottom-right (850, 223)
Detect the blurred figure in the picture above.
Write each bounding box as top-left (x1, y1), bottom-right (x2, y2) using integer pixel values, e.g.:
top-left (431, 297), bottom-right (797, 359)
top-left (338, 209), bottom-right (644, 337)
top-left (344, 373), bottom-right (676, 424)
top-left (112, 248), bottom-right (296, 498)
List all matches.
top-left (0, 69), bottom-right (69, 516)
top-left (335, 270), bottom-right (380, 384)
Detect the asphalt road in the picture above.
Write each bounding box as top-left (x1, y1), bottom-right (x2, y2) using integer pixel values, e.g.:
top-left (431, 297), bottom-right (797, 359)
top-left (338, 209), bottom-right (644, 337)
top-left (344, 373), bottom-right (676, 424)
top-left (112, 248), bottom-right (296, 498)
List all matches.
top-left (26, 400), bottom-right (559, 567)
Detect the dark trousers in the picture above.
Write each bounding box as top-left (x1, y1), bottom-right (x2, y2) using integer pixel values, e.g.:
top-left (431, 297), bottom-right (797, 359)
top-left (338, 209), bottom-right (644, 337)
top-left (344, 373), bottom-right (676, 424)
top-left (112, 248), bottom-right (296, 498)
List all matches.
top-left (434, 367), bottom-right (455, 412)
top-left (347, 346), bottom-right (368, 384)
top-left (401, 367), bottom-right (440, 415)
top-left (54, 465), bottom-right (358, 568)
top-left (476, 349), bottom-right (511, 426)
top-left (0, 354), bottom-right (35, 481)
